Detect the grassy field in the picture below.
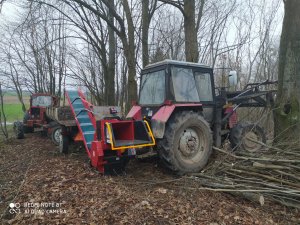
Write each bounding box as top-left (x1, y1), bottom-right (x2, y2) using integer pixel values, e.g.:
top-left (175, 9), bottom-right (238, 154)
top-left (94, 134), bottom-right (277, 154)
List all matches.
top-left (3, 103), bottom-right (28, 122)
top-left (2, 95), bottom-right (30, 122)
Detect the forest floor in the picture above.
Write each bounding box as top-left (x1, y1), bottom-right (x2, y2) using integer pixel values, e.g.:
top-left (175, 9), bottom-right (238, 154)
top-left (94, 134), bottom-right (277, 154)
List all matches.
top-left (0, 134), bottom-right (299, 225)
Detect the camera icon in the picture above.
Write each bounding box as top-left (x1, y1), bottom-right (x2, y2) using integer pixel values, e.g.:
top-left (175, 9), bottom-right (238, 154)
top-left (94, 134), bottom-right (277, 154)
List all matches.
top-left (9, 203), bottom-right (21, 214)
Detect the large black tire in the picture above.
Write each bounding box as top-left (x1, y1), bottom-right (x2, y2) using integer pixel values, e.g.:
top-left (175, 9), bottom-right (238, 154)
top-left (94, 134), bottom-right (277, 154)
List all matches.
top-left (229, 122), bottom-right (266, 152)
top-left (157, 111), bottom-right (212, 174)
top-left (51, 126), bottom-right (62, 146)
top-left (13, 121), bottom-right (24, 139)
top-left (59, 134), bottom-right (69, 154)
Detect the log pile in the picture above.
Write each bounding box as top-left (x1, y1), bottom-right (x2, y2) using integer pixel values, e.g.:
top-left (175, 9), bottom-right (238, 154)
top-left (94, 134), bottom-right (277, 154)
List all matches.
top-left (191, 142), bottom-right (300, 208)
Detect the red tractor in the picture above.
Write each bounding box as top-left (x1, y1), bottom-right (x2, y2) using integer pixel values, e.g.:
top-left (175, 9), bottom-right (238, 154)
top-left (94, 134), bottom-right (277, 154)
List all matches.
top-left (61, 60), bottom-right (275, 175)
top-left (14, 93), bottom-right (62, 145)
top-left (128, 60), bottom-right (275, 174)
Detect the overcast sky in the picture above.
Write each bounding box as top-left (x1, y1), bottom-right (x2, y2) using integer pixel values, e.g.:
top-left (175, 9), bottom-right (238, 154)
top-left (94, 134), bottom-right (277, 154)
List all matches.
top-left (0, 1), bottom-right (18, 22)
top-left (0, 0), bottom-right (284, 37)
top-left (0, 0), bottom-right (284, 90)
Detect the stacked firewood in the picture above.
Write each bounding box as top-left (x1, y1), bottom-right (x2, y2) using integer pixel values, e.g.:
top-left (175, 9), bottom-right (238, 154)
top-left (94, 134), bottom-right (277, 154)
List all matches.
top-left (192, 143), bottom-right (300, 208)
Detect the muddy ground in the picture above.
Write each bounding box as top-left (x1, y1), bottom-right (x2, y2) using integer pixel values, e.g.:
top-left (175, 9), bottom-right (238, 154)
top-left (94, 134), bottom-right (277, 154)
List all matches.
top-left (0, 134), bottom-right (299, 224)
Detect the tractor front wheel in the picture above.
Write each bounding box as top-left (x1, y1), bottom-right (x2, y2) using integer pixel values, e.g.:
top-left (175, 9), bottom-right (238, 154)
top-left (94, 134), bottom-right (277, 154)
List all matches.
top-left (13, 121), bottom-right (24, 139)
top-left (229, 122), bottom-right (266, 152)
top-left (158, 111), bottom-right (212, 174)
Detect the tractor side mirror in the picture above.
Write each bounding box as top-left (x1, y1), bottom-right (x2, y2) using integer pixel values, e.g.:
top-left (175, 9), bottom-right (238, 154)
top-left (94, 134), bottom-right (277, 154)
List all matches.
top-left (228, 71), bottom-right (237, 87)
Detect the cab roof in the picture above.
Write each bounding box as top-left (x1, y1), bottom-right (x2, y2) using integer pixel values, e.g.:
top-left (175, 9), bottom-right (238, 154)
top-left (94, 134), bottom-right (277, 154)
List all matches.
top-left (31, 93), bottom-right (52, 97)
top-left (144, 59), bottom-right (211, 70)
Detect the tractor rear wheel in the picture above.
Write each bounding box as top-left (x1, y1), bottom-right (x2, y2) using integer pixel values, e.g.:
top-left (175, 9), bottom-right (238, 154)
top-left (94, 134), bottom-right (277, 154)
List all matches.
top-left (51, 126), bottom-right (62, 146)
top-left (59, 134), bottom-right (69, 154)
top-left (157, 111), bottom-right (212, 174)
top-left (229, 122), bottom-right (266, 152)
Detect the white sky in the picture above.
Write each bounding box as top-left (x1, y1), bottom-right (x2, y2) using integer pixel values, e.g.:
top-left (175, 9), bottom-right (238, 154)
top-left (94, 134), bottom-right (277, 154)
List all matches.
top-left (0, 1), bottom-right (284, 39)
top-left (0, 1), bottom-right (19, 23)
top-left (0, 0), bottom-right (284, 90)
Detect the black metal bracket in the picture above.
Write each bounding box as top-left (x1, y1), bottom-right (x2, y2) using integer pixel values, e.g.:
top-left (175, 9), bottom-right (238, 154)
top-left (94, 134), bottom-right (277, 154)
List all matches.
top-left (71, 97), bottom-right (81, 104)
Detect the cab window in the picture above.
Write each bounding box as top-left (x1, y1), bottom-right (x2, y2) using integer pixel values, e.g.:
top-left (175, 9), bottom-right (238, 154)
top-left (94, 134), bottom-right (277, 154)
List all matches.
top-left (194, 72), bottom-right (213, 102)
top-left (171, 67), bottom-right (200, 102)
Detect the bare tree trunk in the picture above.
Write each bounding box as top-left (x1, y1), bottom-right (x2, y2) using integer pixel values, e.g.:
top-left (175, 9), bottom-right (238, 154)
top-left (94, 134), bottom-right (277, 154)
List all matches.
top-left (274, 0), bottom-right (300, 142)
top-left (58, 12), bottom-right (66, 101)
top-left (141, 0), bottom-right (157, 68)
top-left (123, 0), bottom-right (137, 111)
top-left (60, 0), bottom-right (138, 108)
top-left (0, 83), bottom-right (8, 140)
top-left (107, 0), bottom-right (116, 105)
top-left (183, 0), bottom-right (198, 62)
top-left (0, 0), bottom-right (5, 12)
top-left (142, 0), bottom-right (150, 68)
top-left (159, 0), bottom-right (202, 63)
top-left (9, 61), bottom-right (26, 112)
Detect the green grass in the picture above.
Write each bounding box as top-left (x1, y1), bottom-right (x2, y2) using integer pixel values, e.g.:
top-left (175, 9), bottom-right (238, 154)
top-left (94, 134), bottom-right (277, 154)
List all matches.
top-left (2, 104), bottom-right (28, 122)
top-left (3, 91), bottom-right (30, 97)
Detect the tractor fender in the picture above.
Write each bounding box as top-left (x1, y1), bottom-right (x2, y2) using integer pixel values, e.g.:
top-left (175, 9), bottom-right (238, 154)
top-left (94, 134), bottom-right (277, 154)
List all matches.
top-left (151, 104), bottom-right (203, 138)
top-left (126, 105), bottom-right (142, 120)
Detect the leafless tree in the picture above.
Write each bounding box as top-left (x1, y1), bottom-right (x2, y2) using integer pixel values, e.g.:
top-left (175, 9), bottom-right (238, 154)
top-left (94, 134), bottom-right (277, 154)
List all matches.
top-left (158, 0), bottom-right (205, 62)
top-left (0, 2), bottom-right (68, 104)
top-left (274, 0), bottom-right (300, 142)
top-left (52, 0), bottom-right (138, 110)
top-left (149, 7), bottom-right (185, 62)
top-left (0, 83), bottom-right (8, 140)
top-left (141, 0), bottom-right (157, 67)
top-left (0, 0), bottom-right (5, 12)
top-left (0, 0), bottom-right (284, 116)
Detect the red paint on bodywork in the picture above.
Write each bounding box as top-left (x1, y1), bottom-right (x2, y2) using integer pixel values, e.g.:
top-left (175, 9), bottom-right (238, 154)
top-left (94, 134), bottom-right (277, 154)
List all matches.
top-left (25, 93), bottom-right (58, 129)
top-left (224, 107), bottom-right (238, 128)
top-left (152, 104), bottom-right (202, 122)
top-left (151, 105), bottom-right (176, 122)
top-left (90, 141), bottom-right (105, 173)
top-left (126, 105), bottom-right (142, 120)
